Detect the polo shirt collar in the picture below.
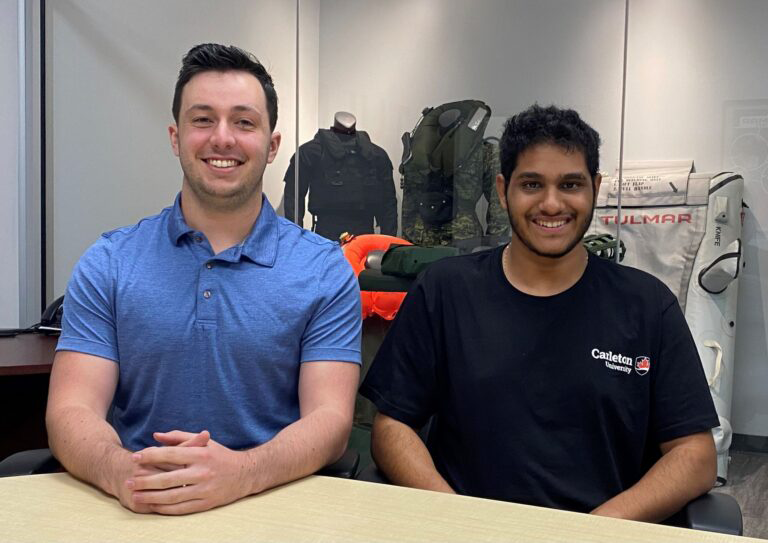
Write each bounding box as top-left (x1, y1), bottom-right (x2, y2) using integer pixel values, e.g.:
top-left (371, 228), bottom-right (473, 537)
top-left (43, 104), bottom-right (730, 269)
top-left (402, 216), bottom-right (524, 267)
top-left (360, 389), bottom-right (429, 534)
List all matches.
top-left (167, 193), bottom-right (193, 243)
top-left (240, 195), bottom-right (279, 267)
top-left (166, 192), bottom-right (279, 267)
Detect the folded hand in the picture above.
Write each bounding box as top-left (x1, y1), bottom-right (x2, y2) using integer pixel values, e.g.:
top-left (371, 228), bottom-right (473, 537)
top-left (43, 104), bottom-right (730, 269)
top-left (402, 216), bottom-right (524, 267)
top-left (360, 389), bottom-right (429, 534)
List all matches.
top-left (126, 430), bottom-right (253, 515)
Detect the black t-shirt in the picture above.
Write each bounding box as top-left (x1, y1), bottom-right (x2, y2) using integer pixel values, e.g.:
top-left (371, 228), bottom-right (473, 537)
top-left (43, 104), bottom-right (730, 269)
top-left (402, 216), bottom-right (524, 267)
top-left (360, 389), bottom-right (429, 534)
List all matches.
top-left (360, 246), bottom-right (719, 513)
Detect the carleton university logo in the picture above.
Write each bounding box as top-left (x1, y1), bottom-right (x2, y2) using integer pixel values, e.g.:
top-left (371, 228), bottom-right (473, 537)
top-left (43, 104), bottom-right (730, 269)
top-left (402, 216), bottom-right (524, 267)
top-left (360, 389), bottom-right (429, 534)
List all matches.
top-left (635, 356), bottom-right (651, 376)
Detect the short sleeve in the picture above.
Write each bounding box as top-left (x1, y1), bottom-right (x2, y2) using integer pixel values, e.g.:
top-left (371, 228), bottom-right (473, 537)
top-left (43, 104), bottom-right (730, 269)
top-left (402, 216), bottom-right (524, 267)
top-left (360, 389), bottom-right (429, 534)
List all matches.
top-left (359, 274), bottom-right (441, 429)
top-left (300, 246), bottom-right (362, 364)
top-left (56, 238), bottom-right (119, 362)
top-left (650, 287), bottom-right (719, 443)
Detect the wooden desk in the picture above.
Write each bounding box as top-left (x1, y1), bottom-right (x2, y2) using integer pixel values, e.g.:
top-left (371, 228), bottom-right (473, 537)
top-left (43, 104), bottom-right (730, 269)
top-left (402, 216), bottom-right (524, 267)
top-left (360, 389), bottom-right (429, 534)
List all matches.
top-left (0, 333), bottom-right (58, 376)
top-left (0, 473), bottom-right (759, 542)
top-left (0, 334), bottom-right (57, 460)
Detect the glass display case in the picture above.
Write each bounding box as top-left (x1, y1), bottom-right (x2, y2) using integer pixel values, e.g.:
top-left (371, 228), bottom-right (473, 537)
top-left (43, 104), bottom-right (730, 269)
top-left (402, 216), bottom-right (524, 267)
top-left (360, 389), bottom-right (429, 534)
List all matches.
top-left (15, 0), bottom-right (767, 526)
top-left (290, 0), bottom-right (625, 252)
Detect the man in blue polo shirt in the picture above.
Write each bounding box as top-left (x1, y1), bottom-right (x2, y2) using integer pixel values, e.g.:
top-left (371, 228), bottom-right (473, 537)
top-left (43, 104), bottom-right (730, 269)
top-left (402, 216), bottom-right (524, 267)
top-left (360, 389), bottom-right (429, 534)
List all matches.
top-left (46, 43), bottom-right (362, 515)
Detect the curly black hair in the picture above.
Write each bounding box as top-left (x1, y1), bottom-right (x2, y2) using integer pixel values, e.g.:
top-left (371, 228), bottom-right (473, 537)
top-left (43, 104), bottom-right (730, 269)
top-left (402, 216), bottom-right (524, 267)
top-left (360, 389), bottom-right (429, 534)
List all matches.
top-left (499, 104), bottom-right (600, 186)
top-left (172, 43), bottom-right (278, 131)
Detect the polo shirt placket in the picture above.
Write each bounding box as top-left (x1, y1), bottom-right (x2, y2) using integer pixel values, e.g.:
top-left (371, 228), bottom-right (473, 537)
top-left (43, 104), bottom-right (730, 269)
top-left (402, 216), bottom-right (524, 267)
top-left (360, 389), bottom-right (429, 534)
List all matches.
top-left (187, 232), bottom-right (224, 329)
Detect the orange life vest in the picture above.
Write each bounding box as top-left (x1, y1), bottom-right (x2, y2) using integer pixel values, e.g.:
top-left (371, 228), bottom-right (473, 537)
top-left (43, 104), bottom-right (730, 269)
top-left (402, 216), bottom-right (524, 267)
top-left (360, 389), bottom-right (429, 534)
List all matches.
top-left (340, 233), bottom-right (412, 320)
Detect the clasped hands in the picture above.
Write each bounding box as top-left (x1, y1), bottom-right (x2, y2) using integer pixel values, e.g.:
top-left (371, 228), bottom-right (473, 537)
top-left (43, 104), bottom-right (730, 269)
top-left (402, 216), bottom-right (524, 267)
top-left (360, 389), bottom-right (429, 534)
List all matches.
top-left (118, 430), bottom-right (255, 515)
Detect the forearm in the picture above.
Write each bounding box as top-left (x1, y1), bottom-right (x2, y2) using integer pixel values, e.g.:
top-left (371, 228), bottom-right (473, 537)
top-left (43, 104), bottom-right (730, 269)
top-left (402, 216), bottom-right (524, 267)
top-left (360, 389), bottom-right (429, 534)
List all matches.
top-left (47, 404), bottom-right (131, 497)
top-left (243, 406), bottom-right (352, 495)
top-left (371, 413), bottom-right (454, 493)
top-left (592, 434), bottom-right (716, 522)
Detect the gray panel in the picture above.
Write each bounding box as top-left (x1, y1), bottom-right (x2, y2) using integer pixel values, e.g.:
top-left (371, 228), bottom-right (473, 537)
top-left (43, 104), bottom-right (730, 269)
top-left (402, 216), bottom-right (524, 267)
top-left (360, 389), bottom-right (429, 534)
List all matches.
top-left (0, 0), bottom-right (20, 327)
top-left (48, 0), bottom-right (309, 297)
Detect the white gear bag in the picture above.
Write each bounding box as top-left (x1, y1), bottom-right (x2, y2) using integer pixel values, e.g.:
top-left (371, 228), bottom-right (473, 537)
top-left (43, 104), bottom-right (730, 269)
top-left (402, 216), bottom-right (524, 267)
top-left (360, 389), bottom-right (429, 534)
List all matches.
top-left (590, 160), bottom-right (744, 484)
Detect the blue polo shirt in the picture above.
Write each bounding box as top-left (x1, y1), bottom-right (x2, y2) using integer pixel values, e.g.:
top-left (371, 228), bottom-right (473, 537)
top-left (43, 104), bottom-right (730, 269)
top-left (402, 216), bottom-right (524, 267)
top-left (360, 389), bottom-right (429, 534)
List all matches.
top-left (57, 194), bottom-right (361, 451)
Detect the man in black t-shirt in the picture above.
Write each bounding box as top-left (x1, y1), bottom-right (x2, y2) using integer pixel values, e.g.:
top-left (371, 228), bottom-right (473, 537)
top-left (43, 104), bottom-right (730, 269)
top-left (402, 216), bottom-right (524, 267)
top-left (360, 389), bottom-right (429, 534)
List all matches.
top-left (360, 105), bottom-right (718, 521)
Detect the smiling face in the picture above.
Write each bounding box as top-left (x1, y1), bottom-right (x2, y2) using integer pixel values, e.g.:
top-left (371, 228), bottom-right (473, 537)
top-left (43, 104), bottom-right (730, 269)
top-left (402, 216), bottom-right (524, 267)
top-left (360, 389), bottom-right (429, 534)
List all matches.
top-left (169, 70), bottom-right (280, 212)
top-left (496, 142), bottom-right (601, 260)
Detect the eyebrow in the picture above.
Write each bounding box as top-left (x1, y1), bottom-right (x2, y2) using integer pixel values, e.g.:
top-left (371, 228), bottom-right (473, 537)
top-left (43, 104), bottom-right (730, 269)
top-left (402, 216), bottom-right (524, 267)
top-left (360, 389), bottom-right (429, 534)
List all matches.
top-left (515, 172), bottom-right (588, 180)
top-left (185, 104), bottom-right (262, 115)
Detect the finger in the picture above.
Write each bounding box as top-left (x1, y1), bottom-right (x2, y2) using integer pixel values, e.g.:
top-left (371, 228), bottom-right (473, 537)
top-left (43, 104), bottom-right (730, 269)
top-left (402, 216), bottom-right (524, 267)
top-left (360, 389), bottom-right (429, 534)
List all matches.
top-left (179, 430), bottom-right (210, 448)
top-left (122, 498), bottom-right (154, 514)
top-left (154, 430), bottom-right (211, 447)
top-left (129, 456), bottom-right (180, 474)
top-left (131, 447), bottom-right (191, 473)
top-left (152, 463), bottom-right (185, 472)
top-left (132, 486), bottom-right (195, 506)
top-left (132, 461), bottom-right (190, 476)
top-left (149, 499), bottom-right (208, 516)
top-left (138, 462), bottom-right (185, 472)
top-left (133, 465), bottom-right (170, 477)
top-left (128, 469), bottom-right (203, 491)
top-left (132, 446), bottom-right (202, 466)
top-left (153, 430), bottom-right (198, 446)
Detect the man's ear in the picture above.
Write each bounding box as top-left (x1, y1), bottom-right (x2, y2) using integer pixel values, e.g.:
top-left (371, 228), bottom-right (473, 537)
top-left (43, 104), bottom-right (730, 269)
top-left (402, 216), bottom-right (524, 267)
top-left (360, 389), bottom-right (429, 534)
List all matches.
top-left (267, 131), bottom-right (281, 164)
top-left (169, 124), bottom-right (180, 157)
top-left (495, 173), bottom-right (509, 211)
top-left (592, 173), bottom-right (602, 205)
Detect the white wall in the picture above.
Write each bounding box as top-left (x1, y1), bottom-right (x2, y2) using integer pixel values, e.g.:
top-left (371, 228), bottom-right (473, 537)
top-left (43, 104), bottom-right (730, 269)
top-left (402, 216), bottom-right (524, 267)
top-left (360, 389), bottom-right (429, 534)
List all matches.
top-left (317, 0), bottom-right (626, 188)
top-left (48, 0), bottom-right (318, 296)
top-left (0, 0), bottom-right (20, 327)
top-left (624, 0), bottom-right (768, 436)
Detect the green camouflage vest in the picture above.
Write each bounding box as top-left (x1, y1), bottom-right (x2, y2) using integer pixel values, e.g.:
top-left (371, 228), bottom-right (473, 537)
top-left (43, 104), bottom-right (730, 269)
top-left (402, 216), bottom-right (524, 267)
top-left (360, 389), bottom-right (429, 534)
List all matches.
top-left (400, 100), bottom-right (509, 248)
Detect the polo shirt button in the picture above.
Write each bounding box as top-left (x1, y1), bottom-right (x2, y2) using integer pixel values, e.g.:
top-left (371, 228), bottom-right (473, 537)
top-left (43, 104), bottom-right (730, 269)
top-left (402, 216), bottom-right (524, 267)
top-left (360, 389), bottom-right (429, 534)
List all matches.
top-left (203, 289), bottom-right (212, 299)
top-left (206, 262), bottom-right (213, 269)
top-left (194, 235), bottom-right (203, 243)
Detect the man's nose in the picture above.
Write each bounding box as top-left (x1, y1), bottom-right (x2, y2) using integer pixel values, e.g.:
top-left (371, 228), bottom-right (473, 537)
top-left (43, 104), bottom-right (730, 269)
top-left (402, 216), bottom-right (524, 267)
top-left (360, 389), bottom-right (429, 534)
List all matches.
top-left (210, 122), bottom-right (236, 149)
top-left (539, 186), bottom-right (562, 214)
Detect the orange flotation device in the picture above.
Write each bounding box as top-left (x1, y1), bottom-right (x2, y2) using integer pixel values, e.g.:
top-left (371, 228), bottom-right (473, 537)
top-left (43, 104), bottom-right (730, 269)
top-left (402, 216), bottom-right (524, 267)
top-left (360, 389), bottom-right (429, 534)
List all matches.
top-left (340, 233), bottom-right (412, 320)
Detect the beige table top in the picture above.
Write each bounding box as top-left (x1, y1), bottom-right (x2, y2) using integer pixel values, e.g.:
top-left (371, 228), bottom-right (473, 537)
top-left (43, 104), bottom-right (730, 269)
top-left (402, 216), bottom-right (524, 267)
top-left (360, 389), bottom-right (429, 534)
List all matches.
top-left (0, 473), bottom-right (758, 542)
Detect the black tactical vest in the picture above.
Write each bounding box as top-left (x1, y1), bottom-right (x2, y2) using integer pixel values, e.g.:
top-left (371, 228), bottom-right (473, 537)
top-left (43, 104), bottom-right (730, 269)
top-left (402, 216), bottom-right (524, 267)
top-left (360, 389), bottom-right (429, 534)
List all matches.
top-left (307, 129), bottom-right (384, 214)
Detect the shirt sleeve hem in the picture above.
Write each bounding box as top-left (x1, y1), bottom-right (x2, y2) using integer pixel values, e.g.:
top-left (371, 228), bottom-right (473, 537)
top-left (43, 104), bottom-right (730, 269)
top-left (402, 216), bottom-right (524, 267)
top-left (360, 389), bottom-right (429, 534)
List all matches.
top-left (301, 347), bottom-right (361, 365)
top-left (655, 415), bottom-right (720, 444)
top-left (55, 337), bottom-right (119, 363)
top-left (359, 384), bottom-right (428, 428)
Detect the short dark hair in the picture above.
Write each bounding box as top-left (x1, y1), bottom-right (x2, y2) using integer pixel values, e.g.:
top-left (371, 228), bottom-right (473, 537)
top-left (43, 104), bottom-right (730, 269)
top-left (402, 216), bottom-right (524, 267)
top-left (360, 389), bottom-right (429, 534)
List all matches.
top-left (172, 43), bottom-right (278, 131)
top-left (499, 104), bottom-right (600, 186)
